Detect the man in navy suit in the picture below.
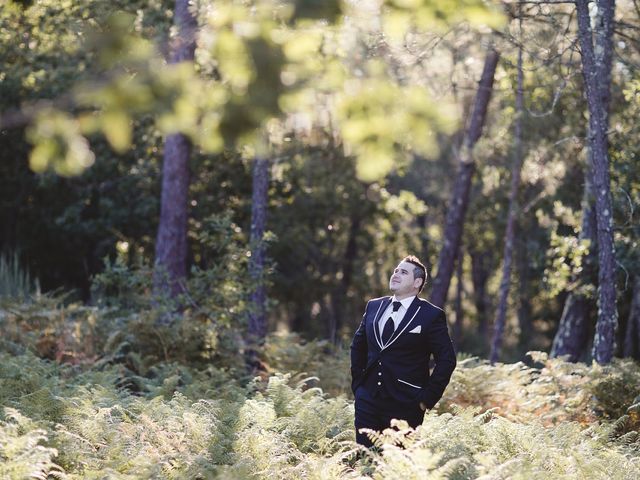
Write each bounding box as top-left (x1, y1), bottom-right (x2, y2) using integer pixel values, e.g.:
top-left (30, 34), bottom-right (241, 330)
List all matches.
top-left (350, 255), bottom-right (457, 447)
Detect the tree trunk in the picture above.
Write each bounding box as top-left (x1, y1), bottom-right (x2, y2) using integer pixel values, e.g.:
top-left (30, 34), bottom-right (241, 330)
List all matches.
top-left (342, 214), bottom-right (360, 294)
top-left (576, 0), bottom-right (619, 364)
top-left (430, 48), bottom-right (500, 308)
top-left (623, 276), bottom-right (640, 359)
top-left (516, 232), bottom-right (533, 351)
top-left (247, 157), bottom-right (270, 345)
top-left (153, 0), bottom-right (197, 299)
top-left (453, 244), bottom-right (464, 347)
top-left (329, 214), bottom-right (361, 344)
top-left (470, 247), bottom-right (490, 340)
top-left (490, 33), bottom-right (524, 364)
top-left (550, 174), bottom-right (597, 361)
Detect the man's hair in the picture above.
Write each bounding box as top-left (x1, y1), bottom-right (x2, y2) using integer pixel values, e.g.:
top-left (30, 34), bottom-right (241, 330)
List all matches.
top-left (403, 255), bottom-right (427, 293)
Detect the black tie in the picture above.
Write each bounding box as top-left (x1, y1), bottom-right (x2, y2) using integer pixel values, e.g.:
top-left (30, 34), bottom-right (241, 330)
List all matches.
top-left (382, 301), bottom-right (402, 344)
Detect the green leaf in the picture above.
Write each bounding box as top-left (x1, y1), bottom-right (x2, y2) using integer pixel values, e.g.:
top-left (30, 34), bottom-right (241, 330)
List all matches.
top-left (102, 110), bottom-right (132, 153)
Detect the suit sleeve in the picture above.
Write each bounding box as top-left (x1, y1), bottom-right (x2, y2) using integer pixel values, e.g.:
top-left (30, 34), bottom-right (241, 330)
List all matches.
top-left (350, 301), bottom-right (369, 394)
top-left (418, 310), bottom-right (457, 409)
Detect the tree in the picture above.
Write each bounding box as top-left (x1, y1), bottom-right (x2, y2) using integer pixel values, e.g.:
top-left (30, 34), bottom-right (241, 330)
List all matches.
top-left (490, 22), bottom-right (525, 364)
top-left (550, 176), bottom-right (597, 361)
top-left (623, 276), bottom-right (640, 359)
top-left (247, 156), bottom-right (270, 350)
top-left (575, 0), bottom-right (618, 364)
top-left (430, 47), bottom-right (500, 308)
top-left (153, 0), bottom-right (197, 299)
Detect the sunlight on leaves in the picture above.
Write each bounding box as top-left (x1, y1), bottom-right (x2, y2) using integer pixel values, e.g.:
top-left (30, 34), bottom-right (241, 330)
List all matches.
top-left (339, 75), bottom-right (457, 181)
top-left (27, 110), bottom-right (95, 176)
top-left (102, 110), bottom-right (132, 153)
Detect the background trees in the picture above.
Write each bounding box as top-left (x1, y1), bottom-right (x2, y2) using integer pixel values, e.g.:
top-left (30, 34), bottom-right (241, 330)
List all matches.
top-left (1, 0), bottom-right (639, 364)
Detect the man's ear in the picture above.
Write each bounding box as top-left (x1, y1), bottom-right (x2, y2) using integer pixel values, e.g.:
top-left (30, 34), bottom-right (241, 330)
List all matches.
top-left (413, 278), bottom-right (422, 289)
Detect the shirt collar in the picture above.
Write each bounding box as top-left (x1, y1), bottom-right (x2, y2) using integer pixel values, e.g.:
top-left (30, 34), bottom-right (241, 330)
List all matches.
top-left (391, 295), bottom-right (416, 310)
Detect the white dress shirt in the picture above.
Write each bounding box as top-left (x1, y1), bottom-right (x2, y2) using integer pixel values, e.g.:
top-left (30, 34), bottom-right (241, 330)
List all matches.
top-left (378, 295), bottom-right (416, 333)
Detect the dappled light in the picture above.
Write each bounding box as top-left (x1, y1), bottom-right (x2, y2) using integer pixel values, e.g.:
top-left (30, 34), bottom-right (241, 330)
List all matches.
top-left (2, 0), bottom-right (640, 477)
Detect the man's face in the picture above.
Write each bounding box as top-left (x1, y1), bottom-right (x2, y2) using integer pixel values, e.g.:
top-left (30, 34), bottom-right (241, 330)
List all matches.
top-left (389, 261), bottom-right (421, 297)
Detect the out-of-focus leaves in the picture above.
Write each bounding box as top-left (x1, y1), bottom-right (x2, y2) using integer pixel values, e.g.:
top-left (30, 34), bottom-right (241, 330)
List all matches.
top-left (383, 0), bottom-right (505, 40)
top-left (291, 0), bottom-right (342, 23)
top-left (102, 110), bottom-right (132, 153)
top-left (85, 11), bottom-right (154, 68)
top-left (206, 5), bottom-right (287, 146)
top-left (27, 110), bottom-right (95, 176)
top-left (338, 74), bottom-right (457, 181)
top-left (17, 0), bottom-right (499, 177)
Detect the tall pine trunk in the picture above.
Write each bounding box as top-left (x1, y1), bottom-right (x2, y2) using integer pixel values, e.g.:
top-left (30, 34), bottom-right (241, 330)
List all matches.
top-left (490, 32), bottom-right (524, 364)
top-left (329, 214), bottom-right (361, 344)
top-left (551, 175), bottom-right (597, 360)
top-left (470, 247), bottom-right (490, 340)
top-left (453, 244), bottom-right (464, 347)
top-left (430, 48), bottom-right (499, 308)
top-left (153, 0), bottom-right (197, 299)
top-left (516, 233), bottom-right (533, 351)
top-left (623, 276), bottom-right (640, 359)
top-left (247, 157), bottom-right (270, 346)
top-left (576, 0), bottom-right (619, 364)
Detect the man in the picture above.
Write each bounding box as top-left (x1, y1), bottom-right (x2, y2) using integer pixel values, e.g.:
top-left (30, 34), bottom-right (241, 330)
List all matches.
top-left (350, 255), bottom-right (456, 447)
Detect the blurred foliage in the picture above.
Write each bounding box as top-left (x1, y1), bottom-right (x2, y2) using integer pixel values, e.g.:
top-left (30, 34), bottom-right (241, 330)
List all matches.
top-left (3, 0), bottom-right (501, 179)
top-left (0, 251), bottom-right (38, 299)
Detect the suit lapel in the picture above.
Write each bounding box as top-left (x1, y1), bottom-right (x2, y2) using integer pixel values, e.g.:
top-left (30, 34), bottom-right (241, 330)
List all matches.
top-left (381, 297), bottom-right (421, 351)
top-left (372, 297), bottom-right (391, 350)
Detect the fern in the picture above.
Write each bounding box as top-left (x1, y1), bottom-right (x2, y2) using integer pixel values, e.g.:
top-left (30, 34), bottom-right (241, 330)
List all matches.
top-left (0, 252), bottom-right (38, 299)
top-left (1, 317), bottom-right (640, 479)
top-left (53, 388), bottom-right (222, 478)
top-left (355, 408), bottom-right (640, 480)
top-left (0, 408), bottom-right (66, 479)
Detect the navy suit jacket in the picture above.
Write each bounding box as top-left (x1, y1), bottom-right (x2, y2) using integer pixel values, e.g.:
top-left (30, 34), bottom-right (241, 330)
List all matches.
top-left (350, 295), bottom-right (457, 409)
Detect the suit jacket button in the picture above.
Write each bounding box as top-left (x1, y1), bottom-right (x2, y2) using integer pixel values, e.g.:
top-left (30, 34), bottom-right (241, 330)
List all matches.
top-left (378, 372), bottom-right (382, 376)
top-left (377, 381), bottom-right (382, 385)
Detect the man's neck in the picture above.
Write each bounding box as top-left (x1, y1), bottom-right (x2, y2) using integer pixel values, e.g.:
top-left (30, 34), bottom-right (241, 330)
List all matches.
top-left (393, 292), bottom-right (417, 301)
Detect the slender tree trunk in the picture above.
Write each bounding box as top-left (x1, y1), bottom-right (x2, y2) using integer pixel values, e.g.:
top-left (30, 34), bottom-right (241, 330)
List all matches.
top-left (576, 0), bottom-right (619, 364)
top-left (516, 233), bottom-right (533, 350)
top-left (342, 215), bottom-right (360, 294)
top-left (247, 157), bottom-right (270, 345)
top-left (470, 247), bottom-right (490, 339)
top-left (623, 276), bottom-right (640, 359)
top-left (551, 174), bottom-right (597, 360)
top-left (329, 214), bottom-right (361, 344)
top-left (490, 33), bottom-right (524, 364)
top-left (453, 244), bottom-right (464, 347)
top-left (430, 48), bottom-right (500, 308)
top-left (153, 0), bottom-right (197, 299)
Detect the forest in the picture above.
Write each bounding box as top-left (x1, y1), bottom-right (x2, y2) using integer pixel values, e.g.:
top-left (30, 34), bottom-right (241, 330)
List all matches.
top-left (1, 0), bottom-right (639, 478)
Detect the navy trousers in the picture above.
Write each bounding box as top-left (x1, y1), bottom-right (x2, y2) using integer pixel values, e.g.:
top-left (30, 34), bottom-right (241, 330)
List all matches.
top-left (354, 386), bottom-right (425, 448)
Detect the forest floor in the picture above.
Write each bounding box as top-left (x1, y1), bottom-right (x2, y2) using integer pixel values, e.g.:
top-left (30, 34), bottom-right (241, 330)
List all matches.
top-left (1, 299), bottom-right (640, 479)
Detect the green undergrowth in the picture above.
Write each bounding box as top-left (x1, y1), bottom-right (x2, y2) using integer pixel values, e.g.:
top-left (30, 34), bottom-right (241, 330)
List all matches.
top-left (1, 299), bottom-right (640, 478)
